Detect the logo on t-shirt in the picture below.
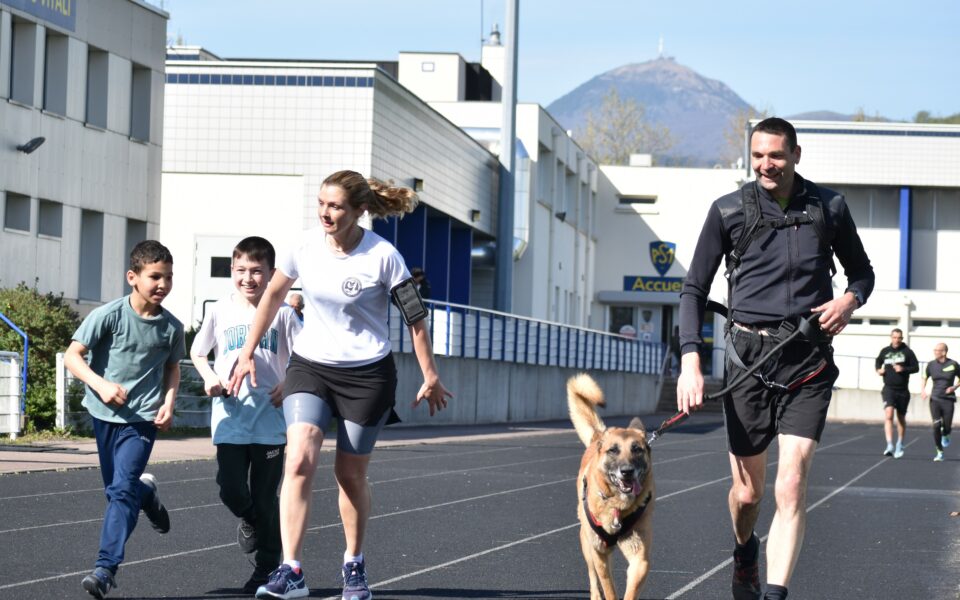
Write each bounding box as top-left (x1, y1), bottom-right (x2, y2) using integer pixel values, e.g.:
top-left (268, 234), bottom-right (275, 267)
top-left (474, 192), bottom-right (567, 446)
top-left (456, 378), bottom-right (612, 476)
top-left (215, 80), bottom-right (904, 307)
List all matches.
top-left (342, 277), bottom-right (362, 297)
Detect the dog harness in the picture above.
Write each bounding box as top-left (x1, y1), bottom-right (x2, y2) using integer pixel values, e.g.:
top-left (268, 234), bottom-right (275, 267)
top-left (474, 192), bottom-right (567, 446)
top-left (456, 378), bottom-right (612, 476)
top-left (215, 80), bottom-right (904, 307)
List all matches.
top-left (581, 476), bottom-right (652, 548)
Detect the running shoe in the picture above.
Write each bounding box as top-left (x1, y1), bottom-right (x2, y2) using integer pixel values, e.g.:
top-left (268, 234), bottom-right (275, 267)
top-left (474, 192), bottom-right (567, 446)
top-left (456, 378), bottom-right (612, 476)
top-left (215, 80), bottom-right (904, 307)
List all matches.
top-left (883, 443), bottom-right (894, 457)
top-left (139, 473), bottom-right (170, 533)
top-left (238, 518), bottom-right (257, 553)
top-left (934, 450), bottom-right (945, 462)
top-left (942, 434), bottom-right (950, 448)
top-left (341, 560), bottom-right (372, 600)
top-left (243, 563), bottom-right (274, 594)
top-left (894, 442), bottom-right (905, 459)
top-left (256, 564), bottom-right (308, 599)
top-left (731, 533), bottom-right (761, 600)
top-left (81, 567), bottom-right (116, 599)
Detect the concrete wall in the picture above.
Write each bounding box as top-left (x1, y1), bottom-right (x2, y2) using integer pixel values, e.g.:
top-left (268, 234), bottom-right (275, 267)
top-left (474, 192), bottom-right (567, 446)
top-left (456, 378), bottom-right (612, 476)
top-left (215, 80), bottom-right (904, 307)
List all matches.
top-left (390, 353), bottom-right (660, 426)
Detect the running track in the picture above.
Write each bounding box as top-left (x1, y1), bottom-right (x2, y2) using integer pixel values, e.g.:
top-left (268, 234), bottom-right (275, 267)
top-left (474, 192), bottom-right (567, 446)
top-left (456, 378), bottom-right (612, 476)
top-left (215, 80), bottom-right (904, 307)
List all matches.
top-left (0, 413), bottom-right (958, 599)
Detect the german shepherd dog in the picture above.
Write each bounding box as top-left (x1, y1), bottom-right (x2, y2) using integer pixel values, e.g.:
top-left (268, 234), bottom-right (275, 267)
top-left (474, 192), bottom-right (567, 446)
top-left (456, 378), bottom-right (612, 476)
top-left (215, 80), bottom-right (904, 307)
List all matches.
top-left (567, 373), bottom-right (654, 600)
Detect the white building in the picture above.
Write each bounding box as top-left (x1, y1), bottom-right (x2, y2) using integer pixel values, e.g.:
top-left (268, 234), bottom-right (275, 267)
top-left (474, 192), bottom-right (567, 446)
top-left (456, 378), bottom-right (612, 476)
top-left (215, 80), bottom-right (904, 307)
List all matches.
top-left (401, 38), bottom-right (600, 328)
top-left (0, 0), bottom-right (167, 309)
top-left (162, 47), bottom-right (498, 327)
top-left (594, 121), bottom-right (960, 388)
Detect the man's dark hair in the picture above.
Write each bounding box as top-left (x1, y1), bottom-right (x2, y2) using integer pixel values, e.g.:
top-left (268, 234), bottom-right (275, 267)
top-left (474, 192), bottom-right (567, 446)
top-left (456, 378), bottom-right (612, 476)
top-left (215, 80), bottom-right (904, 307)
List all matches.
top-left (751, 117), bottom-right (798, 151)
top-left (891, 328), bottom-right (903, 336)
top-left (233, 236), bottom-right (276, 269)
top-left (129, 240), bottom-right (173, 273)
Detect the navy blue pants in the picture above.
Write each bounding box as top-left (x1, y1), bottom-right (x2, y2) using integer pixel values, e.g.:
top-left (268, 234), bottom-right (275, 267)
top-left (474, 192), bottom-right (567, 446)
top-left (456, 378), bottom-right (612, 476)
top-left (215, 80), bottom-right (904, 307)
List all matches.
top-left (92, 418), bottom-right (158, 572)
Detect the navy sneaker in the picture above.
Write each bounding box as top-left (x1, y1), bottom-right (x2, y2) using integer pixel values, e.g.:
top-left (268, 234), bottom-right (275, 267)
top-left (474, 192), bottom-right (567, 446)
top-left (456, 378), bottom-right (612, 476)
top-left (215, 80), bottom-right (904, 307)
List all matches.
top-left (139, 473), bottom-right (170, 533)
top-left (342, 560), bottom-right (372, 600)
top-left (238, 517), bottom-right (257, 553)
top-left (732, 533), bottom-right (761, 600)
top-left (81, 567), bottom-right (116, 599)
top-left (255, 564), bottom-right (308, 599)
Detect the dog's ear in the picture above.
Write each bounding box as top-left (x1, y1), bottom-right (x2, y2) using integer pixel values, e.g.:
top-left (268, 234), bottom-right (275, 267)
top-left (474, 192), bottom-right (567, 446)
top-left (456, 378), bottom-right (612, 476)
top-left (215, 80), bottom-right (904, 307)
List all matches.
top-left (627, 417), bottom-right (646, 433)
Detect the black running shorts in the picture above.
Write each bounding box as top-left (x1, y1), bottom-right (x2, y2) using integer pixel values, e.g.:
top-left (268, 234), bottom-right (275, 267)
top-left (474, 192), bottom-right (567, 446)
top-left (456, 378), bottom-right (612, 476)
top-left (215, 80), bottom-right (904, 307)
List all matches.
top-left (881, 387), bottom-right (911, 415)
top-left (283, 353), bottom-right (400, 427)
top-left (723, 326), bottom-right (839, 457)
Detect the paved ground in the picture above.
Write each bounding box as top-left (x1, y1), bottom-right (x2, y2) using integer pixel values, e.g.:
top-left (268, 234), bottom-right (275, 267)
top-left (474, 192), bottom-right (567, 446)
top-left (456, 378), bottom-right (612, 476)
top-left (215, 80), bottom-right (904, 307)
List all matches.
top-left (0, 413), bottom-right (958, 599)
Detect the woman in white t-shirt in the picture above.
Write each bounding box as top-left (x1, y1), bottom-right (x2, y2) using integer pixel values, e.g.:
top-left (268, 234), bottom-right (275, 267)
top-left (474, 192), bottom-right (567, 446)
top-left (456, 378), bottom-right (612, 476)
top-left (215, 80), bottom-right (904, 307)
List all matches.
top-left (228, 170), bottom-right (451, 600)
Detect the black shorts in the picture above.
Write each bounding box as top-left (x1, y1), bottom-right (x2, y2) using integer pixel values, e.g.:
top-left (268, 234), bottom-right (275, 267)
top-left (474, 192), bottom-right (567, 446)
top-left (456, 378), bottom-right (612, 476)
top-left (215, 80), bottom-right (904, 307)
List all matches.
top-left (723, 326), bottom-right (839, 457)
top-left (283, 353), bottom-right (400, 426)
top-left (882, 387), bottom-right (911, 414)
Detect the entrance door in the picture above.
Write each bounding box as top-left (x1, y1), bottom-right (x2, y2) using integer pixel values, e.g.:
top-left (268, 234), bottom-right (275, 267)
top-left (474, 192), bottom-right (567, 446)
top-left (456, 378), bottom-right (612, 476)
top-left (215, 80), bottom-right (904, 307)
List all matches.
top-left (192, 235), bottom-right (239, 326)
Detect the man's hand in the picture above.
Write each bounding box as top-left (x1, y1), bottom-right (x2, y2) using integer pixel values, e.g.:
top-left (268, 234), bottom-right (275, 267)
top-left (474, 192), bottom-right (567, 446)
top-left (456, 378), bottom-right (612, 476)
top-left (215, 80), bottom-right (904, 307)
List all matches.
top-left (676, 352), bottom-right (704, 414)
top-left (893, 364), bottom-right (904, 373)
top-left (813, 292), bottom-right (859, 336)
top-left (96, 381), bottom-right (128, 406)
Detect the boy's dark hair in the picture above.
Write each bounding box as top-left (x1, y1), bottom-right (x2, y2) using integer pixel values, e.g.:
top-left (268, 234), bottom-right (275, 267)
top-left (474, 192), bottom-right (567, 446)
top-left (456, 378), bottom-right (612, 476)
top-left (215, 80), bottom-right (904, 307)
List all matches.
top-left (233, 236), bottom-right (276, 269)
top-left (750, 117), bottom-right (798, 151)
top-left (129, 240), bottom-right (174, 273)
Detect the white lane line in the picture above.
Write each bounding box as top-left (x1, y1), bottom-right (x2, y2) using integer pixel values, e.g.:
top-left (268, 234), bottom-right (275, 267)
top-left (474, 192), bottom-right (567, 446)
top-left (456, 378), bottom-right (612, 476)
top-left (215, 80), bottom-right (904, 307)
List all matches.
top-left (0, 446), bottom-right (522, 502)
top-left (665, 434), bottom-right (891, 599)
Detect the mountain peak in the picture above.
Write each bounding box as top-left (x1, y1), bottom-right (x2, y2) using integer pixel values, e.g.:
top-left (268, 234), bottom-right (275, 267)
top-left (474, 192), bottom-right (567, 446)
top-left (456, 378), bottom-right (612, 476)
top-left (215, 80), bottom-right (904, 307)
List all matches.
top-left (547, 58), bottom-right (752, 165)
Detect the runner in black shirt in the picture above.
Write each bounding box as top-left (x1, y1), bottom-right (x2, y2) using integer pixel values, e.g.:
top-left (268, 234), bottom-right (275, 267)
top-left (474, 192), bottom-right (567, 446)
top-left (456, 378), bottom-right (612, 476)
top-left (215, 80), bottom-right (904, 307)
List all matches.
top-left (920, 343), bottom-right (959, 461)
top-left (875, 328), bottom-right (919, 458)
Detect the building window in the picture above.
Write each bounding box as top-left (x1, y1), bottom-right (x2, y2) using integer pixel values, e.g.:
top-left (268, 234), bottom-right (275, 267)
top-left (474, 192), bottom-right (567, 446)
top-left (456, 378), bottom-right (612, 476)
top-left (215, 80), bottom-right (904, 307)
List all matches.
top-left (210, 257), bottom-right (231, 277)
top-left (837, 185), bottom-right (898, 228)
top-left (79, 210), bottom-right (104, 301)
top-left (915, 187), bottom-right (960, 231)
top-left (85, 46), bottom-right (109, 128)
top-left (10, 19), bottom-right (39, 106)
top-left (4, 192), bottom-right (31, 232)
top-left (609, 306), bottom-right (634, 334)
top-left (618, 195), bottom-right (657, 205)
top-left (130, 64), bottom-right (151, 141)
top-left (38, 199), bottom-right (62, 237)
top-left (43, 31), bottom-right (69, 115)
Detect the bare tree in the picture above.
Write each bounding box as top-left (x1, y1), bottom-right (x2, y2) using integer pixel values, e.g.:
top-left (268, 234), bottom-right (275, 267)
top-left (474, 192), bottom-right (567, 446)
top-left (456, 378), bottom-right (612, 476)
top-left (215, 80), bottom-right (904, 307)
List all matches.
top-left (576, 88), bottom-right (673, 165)
top-left (722, 106), bottom-right (769, 166)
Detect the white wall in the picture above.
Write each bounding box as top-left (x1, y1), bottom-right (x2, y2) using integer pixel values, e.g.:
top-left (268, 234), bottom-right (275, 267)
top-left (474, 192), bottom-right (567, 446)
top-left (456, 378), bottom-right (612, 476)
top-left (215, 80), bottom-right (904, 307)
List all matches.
top-left (159, 173), bottom-right (304, 327)
top-left (397, 52), bottom-right (466, 102)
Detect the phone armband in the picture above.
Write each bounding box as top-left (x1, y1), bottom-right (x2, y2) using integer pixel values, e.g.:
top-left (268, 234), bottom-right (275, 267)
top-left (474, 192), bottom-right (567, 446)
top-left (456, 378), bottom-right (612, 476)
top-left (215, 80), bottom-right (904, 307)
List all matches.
top-left (390, 278), bottom-right (428, 325)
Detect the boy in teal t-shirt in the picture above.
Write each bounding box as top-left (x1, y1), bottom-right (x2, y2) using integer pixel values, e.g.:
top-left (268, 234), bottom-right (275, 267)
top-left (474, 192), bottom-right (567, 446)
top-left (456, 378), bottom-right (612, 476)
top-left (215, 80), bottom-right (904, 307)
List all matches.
top-left (190, 236), bottom-right (302, 593)
top-left (64, 240), bottom-right (186, 599)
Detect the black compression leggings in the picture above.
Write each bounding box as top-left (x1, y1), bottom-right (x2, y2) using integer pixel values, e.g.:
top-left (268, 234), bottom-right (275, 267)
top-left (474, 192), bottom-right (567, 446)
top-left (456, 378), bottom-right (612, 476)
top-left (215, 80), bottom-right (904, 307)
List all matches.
top-left (930, 400), bottom-right (955, 451)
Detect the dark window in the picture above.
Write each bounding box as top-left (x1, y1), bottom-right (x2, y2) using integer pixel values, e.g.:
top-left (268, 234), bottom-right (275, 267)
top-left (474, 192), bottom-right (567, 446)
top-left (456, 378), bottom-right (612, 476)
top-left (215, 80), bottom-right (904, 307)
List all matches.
top-left (38, 199), bottom-right (62, 237)
top-left (210, 257), bottom-right (231, 278)
top-left (4, 193), bottom-right (31, 232)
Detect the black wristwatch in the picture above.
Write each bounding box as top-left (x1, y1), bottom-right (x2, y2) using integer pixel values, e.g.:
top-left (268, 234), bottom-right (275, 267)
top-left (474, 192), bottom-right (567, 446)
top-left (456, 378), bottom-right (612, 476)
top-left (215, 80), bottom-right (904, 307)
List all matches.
top-left (846, 288), bottom-right (864, 308)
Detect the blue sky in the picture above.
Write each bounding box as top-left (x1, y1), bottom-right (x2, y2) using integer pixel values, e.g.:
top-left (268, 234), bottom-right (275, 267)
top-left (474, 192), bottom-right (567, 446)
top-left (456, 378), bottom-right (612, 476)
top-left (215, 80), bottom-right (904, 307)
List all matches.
top-left (160, 0), bottom-right (959, 122)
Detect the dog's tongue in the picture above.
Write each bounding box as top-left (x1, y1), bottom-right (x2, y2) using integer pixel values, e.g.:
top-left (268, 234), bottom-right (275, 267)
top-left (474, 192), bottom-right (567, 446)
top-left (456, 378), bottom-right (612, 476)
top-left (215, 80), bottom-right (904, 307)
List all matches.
top-left (632, 479), bottom-right (641, 496)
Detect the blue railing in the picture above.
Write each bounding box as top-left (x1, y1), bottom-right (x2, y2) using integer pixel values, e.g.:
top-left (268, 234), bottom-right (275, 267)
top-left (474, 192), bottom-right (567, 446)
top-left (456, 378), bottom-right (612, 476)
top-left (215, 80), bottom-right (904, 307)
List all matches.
top-left (388, 300), bottom-right (666, 374)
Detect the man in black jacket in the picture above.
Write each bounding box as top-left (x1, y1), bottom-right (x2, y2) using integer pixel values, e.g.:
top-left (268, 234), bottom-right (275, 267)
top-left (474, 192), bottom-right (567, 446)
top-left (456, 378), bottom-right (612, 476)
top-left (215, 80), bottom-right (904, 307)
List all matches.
top-left (875, 328), bottom-right (919, 458)
top-left (677, 118), bottom-right (874, 600)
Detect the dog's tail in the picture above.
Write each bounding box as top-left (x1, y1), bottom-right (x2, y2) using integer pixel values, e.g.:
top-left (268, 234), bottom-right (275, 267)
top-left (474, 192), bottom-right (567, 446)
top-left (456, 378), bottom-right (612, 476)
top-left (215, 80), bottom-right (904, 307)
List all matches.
top-left (567, 373), bottom-right (606, 447)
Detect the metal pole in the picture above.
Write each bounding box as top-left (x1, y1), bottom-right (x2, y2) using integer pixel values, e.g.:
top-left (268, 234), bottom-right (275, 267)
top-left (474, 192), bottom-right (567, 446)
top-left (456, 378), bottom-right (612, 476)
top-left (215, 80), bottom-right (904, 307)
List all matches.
top-left (494, 0), bottom-right (519, 312)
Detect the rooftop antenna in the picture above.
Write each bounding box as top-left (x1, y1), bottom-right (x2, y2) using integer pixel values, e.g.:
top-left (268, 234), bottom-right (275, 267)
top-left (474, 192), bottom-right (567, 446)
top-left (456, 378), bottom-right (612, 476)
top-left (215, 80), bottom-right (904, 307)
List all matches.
top-left (658, 35), bottom-right (664, 58)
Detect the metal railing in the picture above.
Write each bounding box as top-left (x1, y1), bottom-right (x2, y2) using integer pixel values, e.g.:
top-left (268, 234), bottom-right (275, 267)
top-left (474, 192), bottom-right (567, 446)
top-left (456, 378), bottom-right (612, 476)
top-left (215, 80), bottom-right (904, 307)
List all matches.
top-left (0, 351), bottom-right (23, 438)
top-left (389, 300), bottom-right (666, 374)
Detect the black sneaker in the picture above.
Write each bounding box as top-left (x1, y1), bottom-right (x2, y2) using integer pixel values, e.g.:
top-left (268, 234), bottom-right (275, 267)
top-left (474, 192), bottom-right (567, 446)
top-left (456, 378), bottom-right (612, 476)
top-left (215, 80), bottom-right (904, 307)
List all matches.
top-left (255, 564), bottom-right (308, 599)
top-left (81, 567), bottom-right (116, 599)
top-left (243, 563), bottom-right (274, 594)
top-left (732, 533), bottom-right (761, 600)
top-left (139, 473), bottom-right (170, 534)
top-left (238, 517), bottom-right (258, 554)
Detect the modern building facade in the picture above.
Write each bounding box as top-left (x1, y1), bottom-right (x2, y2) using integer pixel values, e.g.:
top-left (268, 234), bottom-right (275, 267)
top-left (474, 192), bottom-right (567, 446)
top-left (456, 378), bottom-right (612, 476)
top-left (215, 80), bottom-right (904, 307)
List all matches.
top-left (0, 0), bottom-right (167, 309)
top-left (162, 47), bottom-right (499, 327)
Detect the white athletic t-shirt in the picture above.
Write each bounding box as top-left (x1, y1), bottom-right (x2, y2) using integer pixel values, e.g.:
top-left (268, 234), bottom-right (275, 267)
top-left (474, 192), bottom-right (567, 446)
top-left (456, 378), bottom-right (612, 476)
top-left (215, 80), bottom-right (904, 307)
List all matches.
top-left (278, 227), bottom-right (410, 367)
top-left (191, 295), bottom-right (302, 445)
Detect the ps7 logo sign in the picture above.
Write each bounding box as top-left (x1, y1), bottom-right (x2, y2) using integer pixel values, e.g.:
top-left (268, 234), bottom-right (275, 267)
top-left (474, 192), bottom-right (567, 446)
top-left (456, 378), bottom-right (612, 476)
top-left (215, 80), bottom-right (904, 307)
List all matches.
top-left (649, 241), bottom-right (676, 276)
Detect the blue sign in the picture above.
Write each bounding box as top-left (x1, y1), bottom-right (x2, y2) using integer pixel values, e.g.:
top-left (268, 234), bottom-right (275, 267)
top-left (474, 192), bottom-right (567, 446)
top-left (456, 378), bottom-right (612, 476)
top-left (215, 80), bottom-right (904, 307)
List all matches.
top-left (1, 0), bottom-right (76, 32)
top-left (649, 241), bottom-right (675, 276)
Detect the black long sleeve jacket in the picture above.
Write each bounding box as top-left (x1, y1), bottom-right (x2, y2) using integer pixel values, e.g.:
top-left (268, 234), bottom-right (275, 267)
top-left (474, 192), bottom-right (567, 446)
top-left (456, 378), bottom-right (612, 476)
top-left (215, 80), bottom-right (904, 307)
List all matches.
top-left (679, 174), bottom-right (875, 355)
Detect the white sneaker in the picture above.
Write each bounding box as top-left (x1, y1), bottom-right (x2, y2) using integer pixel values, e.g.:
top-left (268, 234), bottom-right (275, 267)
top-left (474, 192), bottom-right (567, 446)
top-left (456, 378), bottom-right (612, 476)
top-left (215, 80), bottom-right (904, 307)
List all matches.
top-left (883, 443), bottom-right (894, 457)
top-left (893, 442), bottom-right (905, 459)
top-left (934, 450), bottom-right (944, 462)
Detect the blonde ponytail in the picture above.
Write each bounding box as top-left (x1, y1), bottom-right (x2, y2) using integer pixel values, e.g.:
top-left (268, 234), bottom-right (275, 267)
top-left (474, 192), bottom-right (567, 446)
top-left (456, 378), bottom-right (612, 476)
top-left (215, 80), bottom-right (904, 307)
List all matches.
top-left (322, 170), bottom-right (418, 220)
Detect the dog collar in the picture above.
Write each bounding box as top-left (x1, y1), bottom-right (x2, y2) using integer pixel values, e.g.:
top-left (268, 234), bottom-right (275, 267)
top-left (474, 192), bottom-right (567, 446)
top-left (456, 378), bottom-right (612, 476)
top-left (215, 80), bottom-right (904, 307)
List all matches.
top-left (581, 476), bottom-right (651, 548)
